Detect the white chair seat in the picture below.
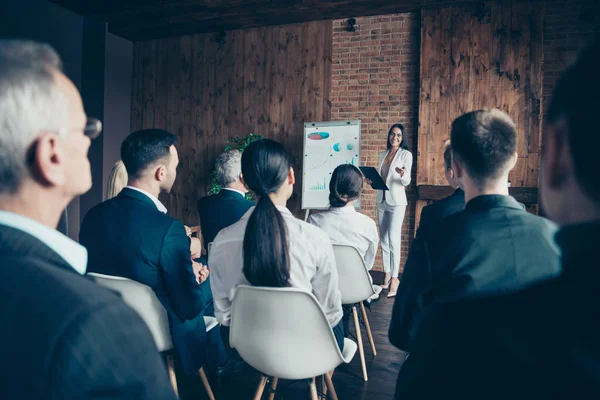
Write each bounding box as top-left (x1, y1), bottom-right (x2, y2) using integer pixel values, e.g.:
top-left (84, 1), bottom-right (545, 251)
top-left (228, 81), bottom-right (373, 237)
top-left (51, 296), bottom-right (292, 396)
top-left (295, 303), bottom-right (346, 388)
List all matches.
top-left (204, 316), bottom-right (218, 332)
top-left (341, 338), bottom-right (358, 363)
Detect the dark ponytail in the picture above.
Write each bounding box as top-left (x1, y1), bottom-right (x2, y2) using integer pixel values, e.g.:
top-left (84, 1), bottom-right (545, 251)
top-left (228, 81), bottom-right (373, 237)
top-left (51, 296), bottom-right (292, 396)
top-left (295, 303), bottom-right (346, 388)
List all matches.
top-left (241, 139), bottom-right (291, 287)
top-left (329, 164), bottom-right (364, 208)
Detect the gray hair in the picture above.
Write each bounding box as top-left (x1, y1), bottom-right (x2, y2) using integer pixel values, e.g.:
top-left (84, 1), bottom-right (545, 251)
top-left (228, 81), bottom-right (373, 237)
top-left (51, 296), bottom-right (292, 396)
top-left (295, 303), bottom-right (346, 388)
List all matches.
top-left (215, 149), bottom-right (242, 187)
top-left (0, 40), bottom-right (68, 194)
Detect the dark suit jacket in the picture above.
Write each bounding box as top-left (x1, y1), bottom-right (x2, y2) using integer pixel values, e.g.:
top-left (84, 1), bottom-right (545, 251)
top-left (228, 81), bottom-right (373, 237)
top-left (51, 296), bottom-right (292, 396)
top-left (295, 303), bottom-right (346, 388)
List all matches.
top-left (197, 189), bottom-right (253, 250)
top-left (389, 188), bottom-right (465, 351)
top-left (80, 188), bottom-right (212, 375)
top-left (395, 221), bottom-right (600, 399)
top-left (390, 194), bottom-right (560, 352)
top-left (0, 224), bottom-right (175, 399)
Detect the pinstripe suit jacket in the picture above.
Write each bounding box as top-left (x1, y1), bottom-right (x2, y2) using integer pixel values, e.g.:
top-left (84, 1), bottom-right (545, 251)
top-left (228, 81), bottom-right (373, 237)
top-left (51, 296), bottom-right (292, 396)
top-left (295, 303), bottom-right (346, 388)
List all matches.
top-left (0, 225), bottom-right (175, 399)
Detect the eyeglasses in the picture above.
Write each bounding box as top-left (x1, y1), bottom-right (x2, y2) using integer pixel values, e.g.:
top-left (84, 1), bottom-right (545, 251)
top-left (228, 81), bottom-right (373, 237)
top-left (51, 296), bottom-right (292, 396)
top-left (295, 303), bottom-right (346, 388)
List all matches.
top-left (57, 118), bottom-right (103, 140)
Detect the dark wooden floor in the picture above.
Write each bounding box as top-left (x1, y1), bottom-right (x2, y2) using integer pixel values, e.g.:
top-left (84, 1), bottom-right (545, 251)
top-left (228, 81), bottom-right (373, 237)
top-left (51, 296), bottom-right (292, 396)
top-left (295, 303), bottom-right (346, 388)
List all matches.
top-left (178, 272), bottom-right (407, 399)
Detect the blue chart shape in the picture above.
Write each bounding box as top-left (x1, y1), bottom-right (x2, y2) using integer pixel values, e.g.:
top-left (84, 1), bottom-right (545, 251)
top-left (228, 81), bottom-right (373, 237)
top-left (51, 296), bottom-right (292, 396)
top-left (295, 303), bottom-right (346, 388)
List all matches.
top-left (346, 143), bottom-right (354, 151)
top-left (333, 143), bottom-right (341, 152)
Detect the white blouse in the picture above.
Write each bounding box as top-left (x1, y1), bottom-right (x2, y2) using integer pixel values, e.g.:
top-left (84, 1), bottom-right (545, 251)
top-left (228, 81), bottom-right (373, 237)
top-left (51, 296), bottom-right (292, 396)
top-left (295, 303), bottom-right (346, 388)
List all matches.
top-left (377, 148), bottom-right (413, 206)
top-left (308, 206), bottom-right (379, 270)
top-left (209, 205), bottom-right (343, 328)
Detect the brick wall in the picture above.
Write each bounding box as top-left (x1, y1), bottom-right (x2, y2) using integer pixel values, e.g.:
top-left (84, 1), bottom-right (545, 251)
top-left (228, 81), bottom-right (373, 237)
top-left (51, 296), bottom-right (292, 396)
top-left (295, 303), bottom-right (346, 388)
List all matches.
top-left (331, 13), bottom-right (420, 272)
top-left (331, 1), bottom-right (599, 273)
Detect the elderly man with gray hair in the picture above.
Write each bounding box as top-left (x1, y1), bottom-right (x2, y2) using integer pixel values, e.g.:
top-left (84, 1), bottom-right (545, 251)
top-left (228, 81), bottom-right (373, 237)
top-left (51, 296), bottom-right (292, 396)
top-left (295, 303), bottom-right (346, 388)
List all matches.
top-left (0, 40), bottom-right (175, 398)
top-left (198, 149), bottom-right (253, 252)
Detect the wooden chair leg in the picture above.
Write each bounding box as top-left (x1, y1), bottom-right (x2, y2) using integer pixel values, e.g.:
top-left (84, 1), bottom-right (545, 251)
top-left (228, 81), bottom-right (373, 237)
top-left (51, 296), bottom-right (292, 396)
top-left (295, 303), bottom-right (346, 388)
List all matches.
top-left (198, 367), bottom-right (215, 400)
top-left (254, 375), bottom-right (268, 400)
top-left (166, 354), bottom-right (179, 399)
top-left (309, 377), bottom-right (318, 400)
top-left (267, 377), bottom-right (279, 400)
top-left (324, 371), bottom-right (339, 400)
top-left (360, 301), bottom-right (377, 356)
top-left (352, 306), bottom-right (368, 381)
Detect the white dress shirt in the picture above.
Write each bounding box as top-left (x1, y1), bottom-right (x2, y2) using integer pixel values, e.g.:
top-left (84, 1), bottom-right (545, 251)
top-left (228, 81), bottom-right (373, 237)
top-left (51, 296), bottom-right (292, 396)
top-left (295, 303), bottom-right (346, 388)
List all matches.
top-left (0, 210), bottom-right (88, 274)
top-left (222, 187), bottom-right (247, 198)
top-left (308, 206), bottom-right (379, 270)
top-left (124, 186), bottom-right (167, 213)
top-left (377, 148), bottom-right (413, 206)
top-left (209, 205), bottom-right (343, 327)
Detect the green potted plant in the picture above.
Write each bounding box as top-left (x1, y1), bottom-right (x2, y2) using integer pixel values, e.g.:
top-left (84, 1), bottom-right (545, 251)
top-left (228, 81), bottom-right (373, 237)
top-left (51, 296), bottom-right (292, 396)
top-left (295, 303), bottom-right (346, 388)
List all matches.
top-left (207, 133), bottom-right (263, 199)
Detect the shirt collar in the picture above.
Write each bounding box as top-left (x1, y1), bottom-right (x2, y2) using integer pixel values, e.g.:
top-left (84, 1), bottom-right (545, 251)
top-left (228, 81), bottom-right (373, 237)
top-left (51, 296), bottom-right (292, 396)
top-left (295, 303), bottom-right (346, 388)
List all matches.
top-left (125, 186), bottom-right (167, 213)
top-left (0, 210), bottom-right (88, 274)
top-left (464, 194), bottom-right (523, 212)
top-left (222, 187), bottom-right (247, 198)
top-left (242, 204), bottom-right (293, 219)
top-left (329, 205), bottom-right (356, 213)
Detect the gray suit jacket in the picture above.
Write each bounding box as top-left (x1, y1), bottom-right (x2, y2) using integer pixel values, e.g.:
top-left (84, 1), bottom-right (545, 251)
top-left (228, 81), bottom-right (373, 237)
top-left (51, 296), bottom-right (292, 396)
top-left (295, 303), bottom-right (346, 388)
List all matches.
top-left (0, 224), bottom-right (175, 399)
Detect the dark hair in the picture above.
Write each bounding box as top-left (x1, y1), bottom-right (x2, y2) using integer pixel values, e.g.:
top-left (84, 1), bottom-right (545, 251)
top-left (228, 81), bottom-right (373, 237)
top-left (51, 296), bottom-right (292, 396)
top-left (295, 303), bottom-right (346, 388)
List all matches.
top-left (450, 109), bottom-right (517, 184)
top-left (241, 139), bottom-right (291, 287)
top-left (387, 123), bottom-right (409, 151)
top-left (547, 40), bottom-right (600, 201)
top-left (329, 164), bottom-right (363, 207)
top-left (121, 129), bottom-right (178, 180)
top-left (443, 142), bottom-right (453, 170)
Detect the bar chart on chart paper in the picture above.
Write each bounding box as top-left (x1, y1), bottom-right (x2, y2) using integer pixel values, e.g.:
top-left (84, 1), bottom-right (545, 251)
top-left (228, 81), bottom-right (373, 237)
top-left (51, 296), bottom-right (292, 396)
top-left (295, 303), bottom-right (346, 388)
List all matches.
top-left (308, 178), bottom-right (328, 191)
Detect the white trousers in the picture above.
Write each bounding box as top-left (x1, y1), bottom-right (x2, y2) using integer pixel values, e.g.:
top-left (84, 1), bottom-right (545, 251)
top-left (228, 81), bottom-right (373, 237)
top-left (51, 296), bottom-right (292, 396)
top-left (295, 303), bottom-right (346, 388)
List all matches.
top-left (377, 202), bottom-right (406, 278)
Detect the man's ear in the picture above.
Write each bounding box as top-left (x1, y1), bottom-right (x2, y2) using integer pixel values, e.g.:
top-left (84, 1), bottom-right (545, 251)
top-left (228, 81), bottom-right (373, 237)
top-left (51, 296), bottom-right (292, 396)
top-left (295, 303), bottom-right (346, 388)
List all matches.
top-left (451, 157), bottom-right (464, 179)
top-left (239, 173), bottom-right (250, 192)
top-left (154, 165), bottom-right (166, 183)
top-left (288, 167), bottom-right (296, 185)
top-left (33, 133), bottom-right (66, 186)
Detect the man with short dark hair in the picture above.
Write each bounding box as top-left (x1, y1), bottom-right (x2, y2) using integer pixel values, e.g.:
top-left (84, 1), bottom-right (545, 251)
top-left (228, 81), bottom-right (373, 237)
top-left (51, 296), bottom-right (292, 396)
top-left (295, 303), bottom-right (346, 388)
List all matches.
top-left (198, 149), bottom-right (253, 252)
top-left (389, 143), bottom-right (465, 353)
top-left (0, 40), bottom-right (175, 399)
top-left (80, 129), bottom-right (233, 378)
top-left (395, 41), bottom-right (600, 398)
top-left (390, 108), bottom-right (561, 382)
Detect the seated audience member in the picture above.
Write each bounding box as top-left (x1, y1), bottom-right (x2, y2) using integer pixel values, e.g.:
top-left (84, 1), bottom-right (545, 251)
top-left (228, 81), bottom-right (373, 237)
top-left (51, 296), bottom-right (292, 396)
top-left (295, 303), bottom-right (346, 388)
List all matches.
top-left (197, 149), bottom-right (253, 252)
top-left (308, 164), bottom-right (380, 292)
top-left (0, 40), bottom-right (174, 398)
top-left (80, 129), bottom-right (234, 377)
top-left (210, 139), bottom-right (344, 349)
top-left (395, 41), bottom-right (600, 398)
top-left (105, 160), bottom-right (128, 200)
top-left (389, 108), bottom-right (561, 358)
top-left (106, 159), bottom-right (202, 258)
top-left (389, 143), bottom-right (464, 352)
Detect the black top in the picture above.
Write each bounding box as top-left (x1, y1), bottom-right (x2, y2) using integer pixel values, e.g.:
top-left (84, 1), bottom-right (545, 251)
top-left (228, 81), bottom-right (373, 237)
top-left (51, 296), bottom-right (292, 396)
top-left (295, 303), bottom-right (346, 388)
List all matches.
top-left (396, 220), bottom-right (600, 398)
top-left (197, 189), bottom-right (253, 249)
top-left (0, 224), bottom-right (174, 399)
top-left (390, 194), bottom-right (560, 352)
top-left (80, 188), bottom-right (211, 374)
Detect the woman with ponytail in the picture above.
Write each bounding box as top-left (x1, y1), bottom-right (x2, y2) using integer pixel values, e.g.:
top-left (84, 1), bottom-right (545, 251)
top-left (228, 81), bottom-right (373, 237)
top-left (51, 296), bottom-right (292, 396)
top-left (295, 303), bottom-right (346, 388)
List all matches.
top-left (209, 139), bottom-right (344, 350)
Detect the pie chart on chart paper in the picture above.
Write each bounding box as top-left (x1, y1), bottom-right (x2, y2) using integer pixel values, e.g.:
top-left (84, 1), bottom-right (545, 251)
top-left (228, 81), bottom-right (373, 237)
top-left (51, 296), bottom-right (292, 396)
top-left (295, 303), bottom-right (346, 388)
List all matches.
top-left (308, 132), bottom-right (330, 140)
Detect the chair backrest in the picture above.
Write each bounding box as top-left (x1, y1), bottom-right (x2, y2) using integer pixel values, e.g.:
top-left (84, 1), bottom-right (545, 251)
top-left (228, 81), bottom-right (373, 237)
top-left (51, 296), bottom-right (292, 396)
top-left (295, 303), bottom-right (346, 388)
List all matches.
top-left (89, 273), bottom-right (173, 352)
top-left (230, 285), bottom-right (344, 380)
top-left (332, 244), bottom-right (375, 304)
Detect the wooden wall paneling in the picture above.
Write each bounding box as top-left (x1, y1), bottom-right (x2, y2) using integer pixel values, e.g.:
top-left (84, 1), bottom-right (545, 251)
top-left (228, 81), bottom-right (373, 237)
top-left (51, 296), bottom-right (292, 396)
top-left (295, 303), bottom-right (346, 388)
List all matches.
top-left (130, 21), bottom-right (333, 223)
top-left (417, 1), bottom-right (544, 221)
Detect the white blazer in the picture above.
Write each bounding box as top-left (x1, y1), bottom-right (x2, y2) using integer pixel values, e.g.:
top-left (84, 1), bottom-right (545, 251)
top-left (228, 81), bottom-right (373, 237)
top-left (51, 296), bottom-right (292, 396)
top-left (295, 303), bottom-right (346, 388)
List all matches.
top-left (377, 148), bottom-right (413, 206)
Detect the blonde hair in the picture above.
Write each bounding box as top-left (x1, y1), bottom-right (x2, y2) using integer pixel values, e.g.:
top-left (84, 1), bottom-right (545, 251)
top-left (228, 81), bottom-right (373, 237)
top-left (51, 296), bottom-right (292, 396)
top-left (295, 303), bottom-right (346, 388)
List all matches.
top-left (106, 160), bottom-right (128, 200)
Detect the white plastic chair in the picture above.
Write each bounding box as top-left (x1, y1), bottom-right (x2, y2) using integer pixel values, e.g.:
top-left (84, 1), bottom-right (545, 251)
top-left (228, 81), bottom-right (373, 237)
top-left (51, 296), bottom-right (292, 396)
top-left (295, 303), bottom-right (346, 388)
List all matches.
top-left (230, 285), bottom-right (357, 400)
top-left (89, 273), bottom-right (217, 400)
top-left (332, 244), bottom-right (377, 382)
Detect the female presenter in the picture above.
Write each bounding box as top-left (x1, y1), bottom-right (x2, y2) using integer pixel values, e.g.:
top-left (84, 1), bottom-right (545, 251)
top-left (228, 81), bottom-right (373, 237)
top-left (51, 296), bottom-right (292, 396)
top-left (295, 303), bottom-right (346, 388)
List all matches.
top-left (377, 123), bottom-right (412, 297)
